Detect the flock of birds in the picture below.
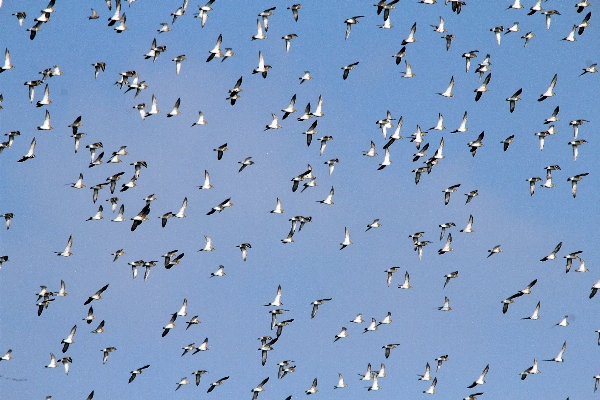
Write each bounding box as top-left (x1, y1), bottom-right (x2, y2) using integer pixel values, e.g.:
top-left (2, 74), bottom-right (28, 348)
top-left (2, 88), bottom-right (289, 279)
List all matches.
top-left (0, 0), bottom-right (598, 399)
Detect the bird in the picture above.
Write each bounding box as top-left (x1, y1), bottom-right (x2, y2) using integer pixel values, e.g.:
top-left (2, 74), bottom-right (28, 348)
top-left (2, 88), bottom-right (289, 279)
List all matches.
top-left (265, 114), bottom-right (280, 131)
top-left (505, 21), bottom-right (520, 35)
top-left (402, 61), bottom-right (416, 78)
top-left (0, 349), bottom-right (12, 362)
top-left (213, 143), bottom-right (228, 160)
top-left (60, 325), bottom-right (77, 353)
top-left (323, 158), bottom-right (338, 176)
top-left (442, 34), bottom-right (455, 51)
top-left (541, 10), bottom-right (561, 30)
top-left (366, 219), bottom-right (382, 232)
top-left (439, 222), bottom-right (455, 241)
top-left (257, 5), bottom-right (277, 27)
top-left (502, 292), bottom-right (524, 313)
top-left (54, 235), bottom-right (73, 257)
top-left (45, 353), bottom-right (58, 369)
top-left (520, 359), bottom-right (540, 380)
top-left (101, 347), bottom-right (116, 364)
top-left (251, 377), bottom-right (269, 400)
top-left (567, 173), bottom-right (588, 198)
top-left (192, 111), bottom-right (207, 127)
top-left (555, 315), bottom-right (569, 327)
top-left (186, 316), bottom-right (200, 330)
top-left (424, 377), bottom-right (437, 394)
top-left (175, 377), bottom-right (189, 391)
top-left (364, 141), bottom-right (377, 157)
top-left (17, 137), bottom-right (36, 162)
top-left (577, 11), bottom-right (592, 35)
top-left (431, 16), bottom-right (446, 32)
top-left (506, 88), bottom-right (522, 113)
top-left (130, 204), bottom-right (150, 231)
top-left (91, 320), bottom-right (105, 334)
top-left (92, 62), bottom-right (106, 79)
top-left (438, 297), bottom-right (452, 311)
top-left (173, 197), bottom-right (187, 219)
top-left (267, 198), bottom-right (284, 214)
top-left (346, 315), bottom-right (363, 326)
top-left (465, 190), bottom-right (479, 204)
top-left (195, 0), bottom-right (215, 27)
top-left (198, 235), bottom-right (215, 252)
top-left (312, 95), bottom-right (324, 118)
top-left (281, 95), bottom-right (297, 120)
top-left (501, 135), bottom-right (514, 151)
top-left (402, 22), bottom-right (418, 44)
top-left (538, 112), bottom-right (557, 133)
top-left (544, 341), bottom-right (566, 362)
top-left (236, 243), bottom-right (251, 261)
top-left (438, 234), bottom-right (453, 254)
top-left (468, 131), bottom-right (485, 156)
top-left (393, 46), bottom-right (407, 64)
top-left (36, 84), bottom-right (51, 107)
top-left (382, 344), bottom-right (400, 359)
top-left (334, 327), bottom-right (348, 342)
top-left (377, 311), bottom-right (392, 326)
top-left (305, 377), bottom-right (318, 395)
top-left (251, 19), bottom-right (267, 40)
top-left (206, 34), bottom-right (222, 62)
top-left (192, 370), bottom-right (208, 386)
top-left (538, 74), bottom-right (557, 101)
top-left (443, 271), bottom-right (459, 289)
top-left (86, 205), bottom-right (104, 221)
top-left (508, 0), bottom-right (523, 9)
top-left (144, 94), bottom-right (160, 117)
top-left (377, 147), bottom-right (392, 170)
top-left (344, 16), bottom-right (364, 40)
top-left (252, 51), bottom-right (271, 79)
top-left (1, 213), bottom-right (13, 230)
top-left (265, 285), bottom-right (283, 307)
top-left (318, 186), bottom-right (335, 205)
top-left (398, 271), bottom-right (412, 289)
top-left (162, 313), bottom-right (177, 337)
top-left (206, 198), bottom-right (233, 215)
top-left (418, 364), bottom-right (433, 382)
top-left (37, 110), bottom-right (53, 131)
top-left (517, 31), bottom-right (534, 48)
top-left (83, 306), bottom-right (96, 325)
top-left (341, 62), bottom-right (359, 80)
top-left (339, 227), bottom-right (353, 250)
top-left (438, 76), bottom-right (455, 97)
top-left (207, 376), bottom-right (229, 393)
top-left (84, 284), bottom-right (109, 305)
top-left (462, 50), bottom-right (479, 72)
top-left (0, 48), bottom-right (14, 72)
top-left (311, 298), bottom-right (332, 318)
top-left (282, 34), bottom-right (297, 52)
top-left (287, 4), bottom-right (301, 21)
top-left (451, 111), bottom-right (468, 133)
top-left (467, 364), bottom-right (489, 388)
top-left (563, 25), bottom-right (578, 42)
top-left (541, 242), bottom-right (562, 262)
top-left (334, 373), bottom-right (348, 388)
top-left (491, 26), bottom-right (504, 45)
top-left (129, 365), bottom-right (150, 383)
top-left (12, 11), bottom-right (27, 26)
top-left (443, 184), bottom-right (461, 205)
top-left (487, 245), bottom-right (502, 258)
top-left (193, 338), bottom-right (209, 354)
top-left (157, 22), bottom-right (171, 33)
top-left (435, 355), bottom-right (449, 371)
top-left (460, 214), bottom-right (474, 233)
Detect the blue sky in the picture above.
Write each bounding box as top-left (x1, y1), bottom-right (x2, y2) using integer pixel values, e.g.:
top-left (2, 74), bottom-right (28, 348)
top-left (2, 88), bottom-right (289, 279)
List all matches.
top-left (0, 0), bottom-right (599, 398)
